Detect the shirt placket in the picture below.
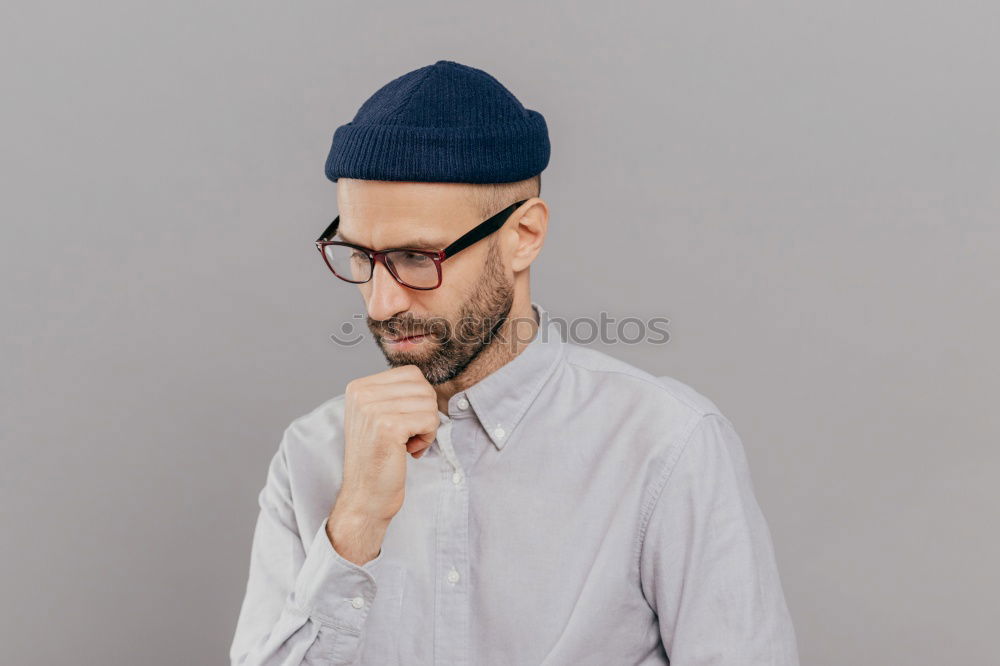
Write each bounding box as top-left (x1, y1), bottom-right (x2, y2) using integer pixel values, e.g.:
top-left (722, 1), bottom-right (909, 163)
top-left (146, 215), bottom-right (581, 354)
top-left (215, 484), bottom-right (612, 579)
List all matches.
top-left (433, 417), bottom-right (471, 666)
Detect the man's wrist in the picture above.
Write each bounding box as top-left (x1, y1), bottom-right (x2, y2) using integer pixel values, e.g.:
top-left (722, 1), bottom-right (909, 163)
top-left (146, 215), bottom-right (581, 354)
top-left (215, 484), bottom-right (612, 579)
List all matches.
top-left (326, 506), bottom-right (389, 567)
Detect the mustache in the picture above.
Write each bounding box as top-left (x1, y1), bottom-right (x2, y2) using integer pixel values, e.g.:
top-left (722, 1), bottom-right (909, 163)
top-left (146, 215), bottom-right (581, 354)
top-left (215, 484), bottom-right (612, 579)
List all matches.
top-left (369, 316), bottom-right (450, 339)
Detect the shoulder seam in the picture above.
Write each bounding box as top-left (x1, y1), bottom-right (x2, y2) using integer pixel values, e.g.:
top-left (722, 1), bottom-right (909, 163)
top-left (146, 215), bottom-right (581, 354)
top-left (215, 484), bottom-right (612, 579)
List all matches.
top-left (564, 356), bottom-right (716, 418)
top-left (632, 413), bottom-right (727, 583)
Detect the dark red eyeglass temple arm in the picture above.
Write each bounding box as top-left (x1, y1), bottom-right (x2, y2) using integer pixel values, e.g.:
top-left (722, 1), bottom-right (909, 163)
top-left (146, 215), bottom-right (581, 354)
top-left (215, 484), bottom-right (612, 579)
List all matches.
top-left (441, 199), bottom-right (527, 258)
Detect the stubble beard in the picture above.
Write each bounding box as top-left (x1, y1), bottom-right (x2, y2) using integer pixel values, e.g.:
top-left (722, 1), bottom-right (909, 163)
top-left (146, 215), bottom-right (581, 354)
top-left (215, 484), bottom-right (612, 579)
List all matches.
top-left (368, 241), bottom-right (515, 385)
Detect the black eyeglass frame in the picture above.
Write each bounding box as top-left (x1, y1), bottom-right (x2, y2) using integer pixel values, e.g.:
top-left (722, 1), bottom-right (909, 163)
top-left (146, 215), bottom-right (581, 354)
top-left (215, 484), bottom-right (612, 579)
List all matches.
top-left (314, 199), bottom-right (529, 290)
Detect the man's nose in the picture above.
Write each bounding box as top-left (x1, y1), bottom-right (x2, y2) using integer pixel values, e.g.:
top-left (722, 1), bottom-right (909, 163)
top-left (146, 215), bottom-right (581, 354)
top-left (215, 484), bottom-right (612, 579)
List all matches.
top-left (364, 259), bottom-right (412, 322)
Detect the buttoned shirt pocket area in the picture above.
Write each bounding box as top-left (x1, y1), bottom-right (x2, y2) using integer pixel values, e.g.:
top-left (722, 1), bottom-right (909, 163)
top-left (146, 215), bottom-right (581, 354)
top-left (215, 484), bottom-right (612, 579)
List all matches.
top-left (357, 561), bottom-right (406, 665)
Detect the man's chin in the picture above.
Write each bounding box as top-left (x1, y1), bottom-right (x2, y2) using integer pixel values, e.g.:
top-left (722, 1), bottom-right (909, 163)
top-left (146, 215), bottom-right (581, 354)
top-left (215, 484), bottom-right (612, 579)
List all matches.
top-left (378, 338), bottom-right (439, 364)
top-left (382, 352), bottom-right (442, 382)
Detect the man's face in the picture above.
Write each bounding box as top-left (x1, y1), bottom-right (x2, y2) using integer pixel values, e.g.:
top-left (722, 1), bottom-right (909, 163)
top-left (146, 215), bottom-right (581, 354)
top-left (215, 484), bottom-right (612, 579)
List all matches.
top-left (335, 179), bottom-right (516, 385)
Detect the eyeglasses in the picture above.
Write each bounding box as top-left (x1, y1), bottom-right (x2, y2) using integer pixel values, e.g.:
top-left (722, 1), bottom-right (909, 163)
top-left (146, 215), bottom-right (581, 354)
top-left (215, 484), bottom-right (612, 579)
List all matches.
top-left (315, 199), bottom-right (528, 290)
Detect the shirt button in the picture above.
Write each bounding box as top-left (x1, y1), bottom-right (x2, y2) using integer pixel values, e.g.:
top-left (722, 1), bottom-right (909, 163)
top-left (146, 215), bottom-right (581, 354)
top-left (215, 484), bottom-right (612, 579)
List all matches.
top-left (457, 397), bottom-right (469, 410)
top-left (350, 596), bottom-right (364, 609)
top-left (447, 569), bottom-right (460, 584)
top-left (452, 471), bottom-right (462, 485)
top-left (493, 427), bottom-right (506, 439)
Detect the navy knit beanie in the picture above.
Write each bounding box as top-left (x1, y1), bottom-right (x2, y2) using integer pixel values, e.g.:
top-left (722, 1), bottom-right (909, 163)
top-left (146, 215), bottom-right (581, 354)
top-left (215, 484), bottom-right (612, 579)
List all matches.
top-left (324, 60), bottom-right (550, 184)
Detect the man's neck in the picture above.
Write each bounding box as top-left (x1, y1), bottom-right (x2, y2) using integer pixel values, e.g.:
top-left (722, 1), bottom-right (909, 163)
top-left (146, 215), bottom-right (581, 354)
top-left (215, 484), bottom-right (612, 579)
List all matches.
top-left (434, 300), bottom-right (539, 413)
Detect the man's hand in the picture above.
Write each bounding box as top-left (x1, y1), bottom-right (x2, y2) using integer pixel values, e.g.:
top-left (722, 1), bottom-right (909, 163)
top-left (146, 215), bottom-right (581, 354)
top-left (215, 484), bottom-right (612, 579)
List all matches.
top-left (327, 365), bottom-right (439, 565)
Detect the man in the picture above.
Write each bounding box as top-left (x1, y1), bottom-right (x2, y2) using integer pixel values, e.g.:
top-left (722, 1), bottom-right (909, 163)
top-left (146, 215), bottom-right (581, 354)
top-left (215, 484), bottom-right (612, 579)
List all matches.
top-left (230, 59), bottom-right (799, 665)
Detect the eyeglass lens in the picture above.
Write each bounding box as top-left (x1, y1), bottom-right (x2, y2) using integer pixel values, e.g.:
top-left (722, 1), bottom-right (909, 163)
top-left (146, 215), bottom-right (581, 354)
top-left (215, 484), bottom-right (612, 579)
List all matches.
top-left (322, 245), bottom-right (439, 288)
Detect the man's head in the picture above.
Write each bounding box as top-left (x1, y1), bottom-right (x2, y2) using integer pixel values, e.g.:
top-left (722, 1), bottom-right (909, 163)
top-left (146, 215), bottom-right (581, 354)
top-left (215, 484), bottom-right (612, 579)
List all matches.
top-left (334, 175), bottom-right (546, 384)
top-left (321, 59), bottom-right (550, 383)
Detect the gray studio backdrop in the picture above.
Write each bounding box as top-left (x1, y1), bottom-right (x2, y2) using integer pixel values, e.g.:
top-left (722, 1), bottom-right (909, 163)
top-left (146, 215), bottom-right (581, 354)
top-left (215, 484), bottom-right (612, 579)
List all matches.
top-left (2, 2), bottom-right (997, 664)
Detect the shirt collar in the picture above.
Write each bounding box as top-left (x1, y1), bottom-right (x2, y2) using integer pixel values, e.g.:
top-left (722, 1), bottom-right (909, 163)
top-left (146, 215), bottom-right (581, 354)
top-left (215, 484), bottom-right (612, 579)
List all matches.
top-left (445, 301), bottom-right (565, 450)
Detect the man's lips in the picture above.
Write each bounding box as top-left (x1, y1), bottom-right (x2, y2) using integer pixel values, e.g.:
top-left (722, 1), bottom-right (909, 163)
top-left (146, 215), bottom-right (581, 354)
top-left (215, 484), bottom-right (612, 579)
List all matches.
top-left (383, 332), bottom-right (427, 342)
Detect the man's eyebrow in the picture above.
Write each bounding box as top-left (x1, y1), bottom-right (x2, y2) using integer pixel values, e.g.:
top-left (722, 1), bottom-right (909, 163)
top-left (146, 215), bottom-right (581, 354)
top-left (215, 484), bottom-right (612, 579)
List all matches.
top-left (335, 230), bottom-right (444, 251)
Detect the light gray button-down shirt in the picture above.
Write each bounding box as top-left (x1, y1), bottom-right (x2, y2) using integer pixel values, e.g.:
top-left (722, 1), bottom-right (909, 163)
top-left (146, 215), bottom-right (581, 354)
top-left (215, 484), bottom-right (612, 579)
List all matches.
top-left (230, 302), bottom-right (799, 665)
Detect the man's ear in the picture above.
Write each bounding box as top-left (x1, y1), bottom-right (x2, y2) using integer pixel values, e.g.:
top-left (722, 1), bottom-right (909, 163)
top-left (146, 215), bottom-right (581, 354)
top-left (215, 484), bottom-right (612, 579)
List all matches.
top-left (509, 198), bottom-right (549, 272)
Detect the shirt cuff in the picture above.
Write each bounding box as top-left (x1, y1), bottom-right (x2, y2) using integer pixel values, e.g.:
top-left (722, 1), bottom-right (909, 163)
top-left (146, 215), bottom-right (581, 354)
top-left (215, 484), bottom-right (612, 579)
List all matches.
top-left (293, 515), bottom-right (386, 634)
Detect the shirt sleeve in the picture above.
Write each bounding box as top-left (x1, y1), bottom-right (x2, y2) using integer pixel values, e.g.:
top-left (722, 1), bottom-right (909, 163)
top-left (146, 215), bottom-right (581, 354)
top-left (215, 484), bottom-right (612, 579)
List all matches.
top-left (638, 413), bottom-right (800, 665)
top-left (229, 428), bottom-right (387, 665)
